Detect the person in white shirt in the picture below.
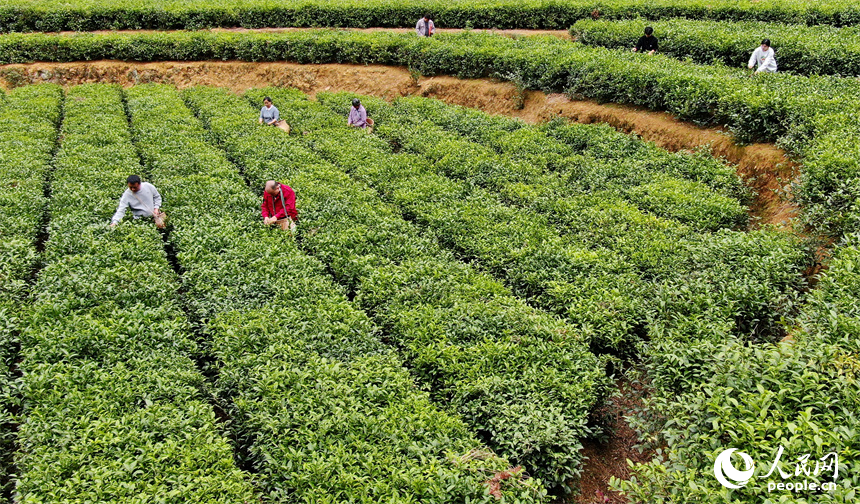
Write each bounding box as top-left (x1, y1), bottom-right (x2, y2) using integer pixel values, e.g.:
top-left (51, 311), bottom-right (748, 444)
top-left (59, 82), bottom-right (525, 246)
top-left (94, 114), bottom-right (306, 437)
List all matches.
top-left (748, 38), bottom-right (777, 73)
top-left (111, 175), bottom-right (164, 228)
top-left (416, 14), bottom-right (435, 37)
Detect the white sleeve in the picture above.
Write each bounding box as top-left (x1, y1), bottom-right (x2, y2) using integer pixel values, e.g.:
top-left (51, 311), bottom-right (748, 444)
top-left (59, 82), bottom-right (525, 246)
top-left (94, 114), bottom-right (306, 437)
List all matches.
top-left (150, 184), bottom-right (162, 209)
top-left (749, 48), bottom-right (758, 68)
top-left (111, 193), bottom-right (129, 224)
top-left (762, 50), bottom-right (776, 71)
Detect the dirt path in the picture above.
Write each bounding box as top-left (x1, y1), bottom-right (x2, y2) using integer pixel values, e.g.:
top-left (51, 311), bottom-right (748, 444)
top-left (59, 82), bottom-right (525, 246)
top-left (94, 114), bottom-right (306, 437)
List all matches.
top-left (0, 60), bottom-right (796, 227)
top-left (52, 27), bottom-right (572, 39)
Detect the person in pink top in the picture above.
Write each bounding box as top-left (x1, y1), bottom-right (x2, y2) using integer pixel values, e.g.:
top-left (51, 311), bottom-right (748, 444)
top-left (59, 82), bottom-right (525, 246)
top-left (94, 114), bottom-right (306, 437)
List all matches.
top-left (347, 98), bottom-right (367, 128)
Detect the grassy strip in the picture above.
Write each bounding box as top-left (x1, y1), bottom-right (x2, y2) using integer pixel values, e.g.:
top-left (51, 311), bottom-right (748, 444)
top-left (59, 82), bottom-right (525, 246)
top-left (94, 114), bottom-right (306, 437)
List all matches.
top-left (0, 29), bottom-right (858, 235)
top-left (1, 0), bottom-right (859, 32)
top-left (572, 17), bottom-right (860, 76)
top-left (13, 84), bottom-right (259, 502)
top-left (125, 83), bottom-right (546, 502)
top-left (0, 85), bottom-right (58, 499)
top-left (182, 84), bottom-right (609, 492)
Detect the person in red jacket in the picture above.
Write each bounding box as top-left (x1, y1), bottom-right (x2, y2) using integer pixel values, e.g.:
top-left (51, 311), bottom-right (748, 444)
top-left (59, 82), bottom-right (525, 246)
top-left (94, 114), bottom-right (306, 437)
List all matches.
top-left (261, 180), bottom-right (298, 232)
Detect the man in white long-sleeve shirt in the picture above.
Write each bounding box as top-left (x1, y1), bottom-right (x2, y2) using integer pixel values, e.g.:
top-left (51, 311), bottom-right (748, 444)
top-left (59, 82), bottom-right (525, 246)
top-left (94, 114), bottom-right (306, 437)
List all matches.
top-left (748, 38), bottom-right (777, 73)
top-left (416, 14), bottom-right (435, 37)
top-left (111, 175), bottom-right (164, 228)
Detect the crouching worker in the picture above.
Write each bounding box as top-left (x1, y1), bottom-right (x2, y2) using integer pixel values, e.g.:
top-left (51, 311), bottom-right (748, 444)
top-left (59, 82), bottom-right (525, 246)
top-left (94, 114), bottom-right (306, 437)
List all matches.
top-left (260, 96), bottom-right (290, 133)
top-left (261, 180), bottom-right (298, 233)
top-left (111, 175), bottom-right (165, 229)
top-left (348, 98), bottom-right (374, 131)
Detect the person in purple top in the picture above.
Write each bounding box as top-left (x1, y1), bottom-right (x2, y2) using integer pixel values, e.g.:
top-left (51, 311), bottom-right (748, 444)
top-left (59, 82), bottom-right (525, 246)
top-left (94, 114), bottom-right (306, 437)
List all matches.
top-left (347, 98), bottom-right (367, 128)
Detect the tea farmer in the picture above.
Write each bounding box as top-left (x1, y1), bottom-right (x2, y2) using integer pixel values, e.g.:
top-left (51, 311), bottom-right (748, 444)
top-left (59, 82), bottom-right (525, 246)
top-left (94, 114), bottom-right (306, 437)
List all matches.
top-left (261, 180), bottom-right (298, 232)
top-left (416, 14), bottom-right (435, 37)
top-left (110, 175), bottom-right (165, 228)
top-left (347, 98), bottom-right (368, 129)
top-left (259, 96), bottom-right (280, 126)
top-left (748, 38), bottom-right (777, 73)
top-left (632, 26), bottom-right (658, 55)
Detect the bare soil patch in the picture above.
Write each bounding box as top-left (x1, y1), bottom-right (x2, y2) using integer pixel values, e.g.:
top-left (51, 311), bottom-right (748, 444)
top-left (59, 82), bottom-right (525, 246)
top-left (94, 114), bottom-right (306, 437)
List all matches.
top-left (570, 380), bottom-right (653, 504)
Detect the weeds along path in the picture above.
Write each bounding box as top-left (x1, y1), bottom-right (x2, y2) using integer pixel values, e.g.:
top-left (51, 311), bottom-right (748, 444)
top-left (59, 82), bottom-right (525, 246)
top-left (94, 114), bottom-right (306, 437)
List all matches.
top-left (0, 60), bottom-right (797, 228)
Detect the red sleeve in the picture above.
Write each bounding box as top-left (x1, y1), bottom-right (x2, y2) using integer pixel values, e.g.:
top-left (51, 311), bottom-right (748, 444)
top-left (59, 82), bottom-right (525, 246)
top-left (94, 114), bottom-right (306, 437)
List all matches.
top-left (261, 192), bottom-right (272, 218)
top-left (282, 184), bottom-right (298, 220)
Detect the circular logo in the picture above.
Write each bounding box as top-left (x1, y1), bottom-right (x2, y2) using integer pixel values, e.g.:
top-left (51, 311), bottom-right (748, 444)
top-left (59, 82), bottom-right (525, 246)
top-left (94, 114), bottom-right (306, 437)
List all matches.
top-left (714, 448), bottom-right (755, 489)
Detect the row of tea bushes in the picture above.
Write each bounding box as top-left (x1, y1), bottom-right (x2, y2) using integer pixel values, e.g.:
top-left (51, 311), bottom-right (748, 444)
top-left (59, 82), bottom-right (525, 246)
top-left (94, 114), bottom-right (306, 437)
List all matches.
top-left (14, 84), bottom-right (259, 502)
top-left (1, 0), bottom-right (859, 32)
top-left (305, 90), bottom-right (807, 352)
top-left (572, 18), bottom-right (860, 77)
top-left (182, 84), bottom-right (609, 492)
top-left (0, 85), bottom-right (61, 499)
top-left (367, 95), bottom-right (748, 232)
top-left (125, 83), bottom-right (547, 502)
top-left (613, 244), bottom-right (860, 502)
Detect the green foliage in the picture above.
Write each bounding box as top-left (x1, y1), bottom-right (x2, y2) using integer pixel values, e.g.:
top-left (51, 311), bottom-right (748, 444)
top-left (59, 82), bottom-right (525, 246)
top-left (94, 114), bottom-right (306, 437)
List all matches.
top-left (128, 83), bottom-right (548, 501)
top-left (615, 336), bottom-right (860, 503)
top-left (573, 17), bottom-right (860, 76)
top-left (182, 84), bottom-right (609, 492)
top-left (2, 0), bottom-right (860, 31)
top-left (0, 84), bottom-right (62, 499)
top-left (14, 84), bottom-right (258, 502)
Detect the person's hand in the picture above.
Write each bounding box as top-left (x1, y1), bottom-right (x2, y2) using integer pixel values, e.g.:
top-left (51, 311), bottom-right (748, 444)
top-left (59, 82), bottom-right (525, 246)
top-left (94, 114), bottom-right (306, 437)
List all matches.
top-left (648, 50), bottom-right (655, 55)
top-left (110, 222), bottom-right (117, 228)
top-left (153, 208), bottom-right (160, 217)
top-left (631, 48), bottom-right (637, 52)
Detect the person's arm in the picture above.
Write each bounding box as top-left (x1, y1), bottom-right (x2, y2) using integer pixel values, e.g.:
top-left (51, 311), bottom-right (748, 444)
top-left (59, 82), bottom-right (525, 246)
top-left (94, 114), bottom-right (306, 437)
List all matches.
top-left (268, 106), bottom-right (280, 125)
top-left (416, 20), bottom-right (422, 36)
top-left (111, 193), bottom-right (129, 226)
top-left (150, 184), bottom-right (162, 213)
top-left (358, 107), bottom-right (367, 128)
top-left (429, 20), bottom-right (435, 36)
top-left (259, 107), bottom-right (265, 124)
top-left (748, 48), bottom-right (758, 69)
top-left (347, 109), bottom-right (355, 126)
top-left (283, 185), bottom-right (298, 221)
top-left (649, 37), bottom-right (657, 55)
top-left (633, 36), bottom-right (642, 52)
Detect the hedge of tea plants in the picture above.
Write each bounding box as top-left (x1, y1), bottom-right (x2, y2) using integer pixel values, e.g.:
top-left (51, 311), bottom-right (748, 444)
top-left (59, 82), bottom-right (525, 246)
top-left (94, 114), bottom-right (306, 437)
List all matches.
top-left (179, 84), bottom-right (611, 491)
top-left (609, 237), bottom-right (860, 502)
top-left (294, 90), bottom-right (806, 352)
top-left (0, 84), bottom-right (61, 499)
top-left (13, 83), bottom-right (260, 502)
top-left (123, 83), bottom-right (548, 502)
top-left (1, 0), bottom-right (859, 32)
top-left (572, 18), bottom-right (860, 76)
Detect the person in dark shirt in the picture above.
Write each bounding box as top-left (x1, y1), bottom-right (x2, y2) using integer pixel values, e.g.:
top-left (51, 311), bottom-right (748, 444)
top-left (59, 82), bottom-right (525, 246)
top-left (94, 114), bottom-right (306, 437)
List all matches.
top-left (632, 26), bottom-right (658, 55)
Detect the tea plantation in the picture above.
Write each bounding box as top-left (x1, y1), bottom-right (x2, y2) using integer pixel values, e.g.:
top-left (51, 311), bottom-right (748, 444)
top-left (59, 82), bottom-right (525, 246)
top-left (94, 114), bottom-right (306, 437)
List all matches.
top-left (0, 1), bottom-right (858, 503)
